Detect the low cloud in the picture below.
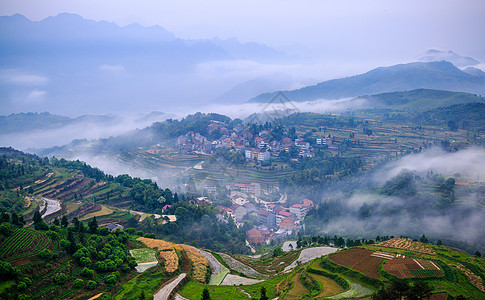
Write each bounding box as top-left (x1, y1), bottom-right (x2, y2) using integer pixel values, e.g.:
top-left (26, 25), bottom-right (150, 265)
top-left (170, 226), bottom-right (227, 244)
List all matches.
top-left (376, 147), bottom-right (485, 182)
top-left (26, 89), bottom-right (46, 102)
top-left (198, 97), bottom-right (368, 120)
top-left (99, 64), bottom-right (125, 73)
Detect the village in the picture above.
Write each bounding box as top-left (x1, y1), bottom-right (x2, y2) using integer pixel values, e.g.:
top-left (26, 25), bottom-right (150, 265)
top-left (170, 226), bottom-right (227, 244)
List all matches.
top-left (176, 181), bottom-right (313, 247)
top-left (176, 121), bottom-right (333, 163)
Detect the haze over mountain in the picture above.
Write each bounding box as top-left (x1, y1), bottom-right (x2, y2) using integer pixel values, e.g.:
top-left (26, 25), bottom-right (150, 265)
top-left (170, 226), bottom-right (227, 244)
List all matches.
top-left (0, 13), bottom-right (304, 116)
top-left (251, 61), bottom-right (485, 103)
top-left (418, 49), bottom-right (480, 68)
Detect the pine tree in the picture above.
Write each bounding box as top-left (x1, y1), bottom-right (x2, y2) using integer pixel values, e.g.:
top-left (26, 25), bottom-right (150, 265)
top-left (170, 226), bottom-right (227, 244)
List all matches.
top-left (201, 287), bottom-right (211, 300)
top-left (88, 216), bottom-right (98, 233)
top-left (260, 287), bottom-right (268, 300)
top-left (61, 215), bottom-right (68, 227)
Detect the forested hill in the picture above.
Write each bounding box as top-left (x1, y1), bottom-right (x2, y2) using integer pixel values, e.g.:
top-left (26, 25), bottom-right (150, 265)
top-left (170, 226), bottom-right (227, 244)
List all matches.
top-left (251, 61), bottom-right (485, 102)
top-left (0, 147), bottom-right (248, 254)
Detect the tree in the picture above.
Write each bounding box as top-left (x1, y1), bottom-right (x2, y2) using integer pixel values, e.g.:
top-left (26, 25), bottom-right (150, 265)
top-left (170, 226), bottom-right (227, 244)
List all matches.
top-left (0, 222), bottom-right (13, 236)
top-left (475, 251), bottom-right (481, 257)
top-left (273, 247), bottom-right (284, 257)
top-left (61, 216), bottom-right (68, 228)
top-left (260, 287), bottom-right (268, 300)
top-left (406, 281), bottom-right (432, 300)
top-left (88, 216), bottom-right (98, 233)
top-left (201, 287), bottom-right (211, 300)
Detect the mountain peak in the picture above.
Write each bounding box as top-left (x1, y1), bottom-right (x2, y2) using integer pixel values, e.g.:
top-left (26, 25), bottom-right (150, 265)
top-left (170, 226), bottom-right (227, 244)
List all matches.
top-left (250, 61), bottom-right (485, 102)
top-left (418, 49), bottom-right (480, 68)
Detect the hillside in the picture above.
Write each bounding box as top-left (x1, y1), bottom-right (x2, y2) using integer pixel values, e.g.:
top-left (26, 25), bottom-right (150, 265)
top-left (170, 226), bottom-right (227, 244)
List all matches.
top-left (362, 89), bottom-right (485, 110)
top-left (251, 61), bottom-right (485, 102)
top-left (1, 223), bottom-right (484, 299)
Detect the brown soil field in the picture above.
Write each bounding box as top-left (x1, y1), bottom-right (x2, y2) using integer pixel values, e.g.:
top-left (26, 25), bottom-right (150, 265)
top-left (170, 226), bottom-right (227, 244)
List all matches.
top-left (179, 244), bottom-right (209, 283)
top-left (136, 237), bottom-right (179, 272)
top-left (384, 258), bottom-right (444, 278)
top-left (378, 238), bottom-right (436, 255)
top-left (310, 273), bottom-right (345, 297)
top-left (329, 248), bottom-right (386, 279)
top-left (451, 262), bottom-right (485, 292)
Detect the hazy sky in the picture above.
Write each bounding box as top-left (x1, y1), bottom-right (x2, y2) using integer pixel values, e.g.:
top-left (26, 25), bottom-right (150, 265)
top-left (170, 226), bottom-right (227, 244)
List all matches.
top-left (1, 0), bottom-right (484, 63)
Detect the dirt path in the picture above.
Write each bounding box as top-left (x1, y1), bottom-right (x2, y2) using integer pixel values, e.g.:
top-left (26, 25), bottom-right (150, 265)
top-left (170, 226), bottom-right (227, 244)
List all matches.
top-left (195, 249), bottom-right (229, 285)
top-left (218, 252), bottom-right (267, 279)
top-left (41, 197), bottom-right (61, 218)
top-left (153, 273), bottom-right (186, 300)
top-left (220, 274), bottom-right (263, 285)
top-left (284, 247), bottom-right (339, 273)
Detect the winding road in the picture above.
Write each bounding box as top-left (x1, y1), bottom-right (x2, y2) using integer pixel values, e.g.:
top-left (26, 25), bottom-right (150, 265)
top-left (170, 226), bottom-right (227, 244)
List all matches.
top-left (153, 273), bottom-right (186, 300)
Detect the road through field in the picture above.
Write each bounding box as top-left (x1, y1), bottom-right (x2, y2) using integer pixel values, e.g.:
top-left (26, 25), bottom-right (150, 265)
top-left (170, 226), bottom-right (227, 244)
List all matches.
top-left (41, 198), bottom-right (61, 218)
top-left (153, 273), bottom-right (186, 300)
top-left (284, 247), bottom-right (339, 273)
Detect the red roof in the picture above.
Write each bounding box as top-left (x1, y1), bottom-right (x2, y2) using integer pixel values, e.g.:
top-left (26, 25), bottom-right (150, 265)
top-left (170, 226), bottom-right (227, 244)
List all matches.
top-left (278, 211), bottom-right (292, 217)
top-left (291, 204), bottom-right (304, 208)
top-left (258, 210), bottom-right (271, 216)
top-left (303, 199), bottom-right (314, 207)
top-left (247, 229), bottom-right (263, 237)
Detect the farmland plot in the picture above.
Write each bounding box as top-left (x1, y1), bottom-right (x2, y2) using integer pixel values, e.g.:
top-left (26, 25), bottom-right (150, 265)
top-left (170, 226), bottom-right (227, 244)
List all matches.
top-left (0, 228), bottom-right (51, 266)
top-left (384, 258), bottom-right (444, 278)
top-left (329, 248), bottom-right (386, 278)
top-left (218, 252), bottom-right (267, 279)
top-left (195, 249), bottom-right (229, 285)
top-left (136, 237), bottom-right (179, 272)
top-left (179, 244), bottom-right (210, 283)
top-left (130, 248), bottom-right (158, 273)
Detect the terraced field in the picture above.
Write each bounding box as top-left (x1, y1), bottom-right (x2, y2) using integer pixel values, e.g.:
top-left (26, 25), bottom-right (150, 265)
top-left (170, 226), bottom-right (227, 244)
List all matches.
top-left (384, 258), bottom-right (444, 278)
top-left (329, 248), bottom-right (387, 279)
top-left (0, 228), bottom-right (52, 266)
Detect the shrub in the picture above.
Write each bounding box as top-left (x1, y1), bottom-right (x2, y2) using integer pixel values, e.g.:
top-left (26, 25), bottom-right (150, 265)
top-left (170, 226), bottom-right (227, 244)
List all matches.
top-left (22, 277), bottom-right (32, 286)
top-left (0, 222), bottom-right (13, 236)
top-left (80, 257), bottom-right (92, 267)
top-left (54, 273), bottom-right (68, 284)
top-left (87, 280), bottom-right (97, 290)
top-left (39, 249), bottom-right (53, 260)
top-left (121, 264), bottom-right (131, 272)
top-left (73, 278), bottom-right (84, 288)
top-left (0, 260), bottom-right (20, 280)
top-left (17, 281), bottom-right (27, 290)
top-left (80, 267), bottom-right (94, 278)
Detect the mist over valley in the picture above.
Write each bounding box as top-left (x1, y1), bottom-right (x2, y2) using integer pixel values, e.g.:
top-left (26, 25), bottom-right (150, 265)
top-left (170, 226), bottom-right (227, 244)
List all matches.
top-left (1, 2), bottom-right (485, 299)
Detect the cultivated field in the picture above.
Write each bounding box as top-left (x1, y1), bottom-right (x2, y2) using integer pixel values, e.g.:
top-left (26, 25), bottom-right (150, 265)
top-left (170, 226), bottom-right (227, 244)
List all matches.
top-left (378, 238), bottom-right (436, 254)
top-left (384, 258), bottom-right (444, 278)
top-left (0, 228), bottom-right (53, 266)
top-left (179, 244), bottom-right (210, 283)
top-left (136, 237), bottom-right (179, 272)
top-left (329, 248), bottom-right (386, 279)
top-left (218, 252), bottom-right (266, 279)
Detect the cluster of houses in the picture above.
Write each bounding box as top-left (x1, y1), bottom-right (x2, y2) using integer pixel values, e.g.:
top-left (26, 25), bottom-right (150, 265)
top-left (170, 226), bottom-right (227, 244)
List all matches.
top-left (176, 122), bottom-right (332, 161)
top-left (216, 198), bottom-right (314, 245)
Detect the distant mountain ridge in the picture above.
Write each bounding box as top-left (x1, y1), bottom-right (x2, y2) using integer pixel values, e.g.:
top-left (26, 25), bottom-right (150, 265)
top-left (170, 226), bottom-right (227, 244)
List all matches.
top-left (250, 61), bottom-right (485, 102)
top-left (0, 13), bottom-right (291, 64)
top-left (361, 89), bottom-right (485, 110)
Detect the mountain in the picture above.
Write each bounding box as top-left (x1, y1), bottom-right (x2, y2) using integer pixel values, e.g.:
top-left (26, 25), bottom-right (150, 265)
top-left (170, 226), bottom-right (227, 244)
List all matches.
top-left (0, 112), bottom-right (116, 134)
top-left (0, 13), bottom-right (295, 116)
top-left (250, 61), bottom-right (485, 102)
top-left (0, 13), bottom-right (290, 65)
top-left (213, 73), bottom-right (297, 104)
top-left (361, 88), bottom-right (485, 110)
top-left (418, 49), bottom-right (480, 67)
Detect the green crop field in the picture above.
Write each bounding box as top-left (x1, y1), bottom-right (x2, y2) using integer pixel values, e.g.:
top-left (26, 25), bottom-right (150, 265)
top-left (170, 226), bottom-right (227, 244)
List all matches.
top-left (0, 228), bottom-right (51, 265)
